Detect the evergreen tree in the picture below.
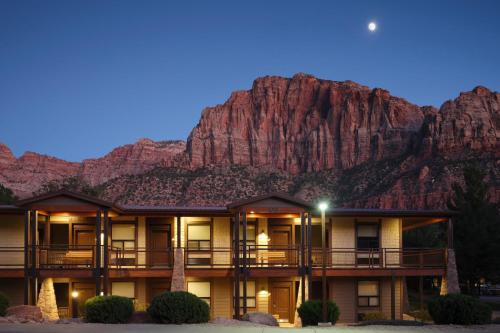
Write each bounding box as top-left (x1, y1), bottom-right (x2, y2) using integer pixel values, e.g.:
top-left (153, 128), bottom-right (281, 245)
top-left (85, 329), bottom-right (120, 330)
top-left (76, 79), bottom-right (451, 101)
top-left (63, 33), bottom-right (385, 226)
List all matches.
top-left (0, 184), bottom-right (17, 204)
top-left (447, 165), bottom-right (500, 294)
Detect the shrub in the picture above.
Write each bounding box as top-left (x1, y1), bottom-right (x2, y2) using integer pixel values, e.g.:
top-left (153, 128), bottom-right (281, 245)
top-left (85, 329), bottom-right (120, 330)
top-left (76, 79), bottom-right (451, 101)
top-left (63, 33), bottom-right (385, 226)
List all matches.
top-left (297, 300), bottom-right (340, 326)
top-left (147, 291), bottom-right (210, 324)
top-left (0, 292), bottom-right (9, 316)
top-left (85, 295), bottom-right (134, 323)
top-left (361, 311), bottom-right (387, 321)
top-left (428, 294), bottom-right (492, 325)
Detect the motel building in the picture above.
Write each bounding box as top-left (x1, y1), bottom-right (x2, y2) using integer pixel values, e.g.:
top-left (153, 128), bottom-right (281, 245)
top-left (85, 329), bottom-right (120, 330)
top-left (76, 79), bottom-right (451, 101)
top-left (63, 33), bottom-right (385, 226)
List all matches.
top-left (0, 190), bottom-right (458, 324)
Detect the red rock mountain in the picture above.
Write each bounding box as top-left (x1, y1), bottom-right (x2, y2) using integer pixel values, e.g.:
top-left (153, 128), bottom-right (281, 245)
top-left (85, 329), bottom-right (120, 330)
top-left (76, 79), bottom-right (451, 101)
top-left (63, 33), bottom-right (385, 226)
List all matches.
top-left (0, 74), bottom-right (498, 208)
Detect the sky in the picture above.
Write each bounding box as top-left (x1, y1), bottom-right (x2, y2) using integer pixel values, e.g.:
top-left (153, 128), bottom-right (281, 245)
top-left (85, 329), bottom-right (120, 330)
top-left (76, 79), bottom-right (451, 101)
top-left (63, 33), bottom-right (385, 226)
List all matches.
top-left (1, 0), bottom-right (499, 162)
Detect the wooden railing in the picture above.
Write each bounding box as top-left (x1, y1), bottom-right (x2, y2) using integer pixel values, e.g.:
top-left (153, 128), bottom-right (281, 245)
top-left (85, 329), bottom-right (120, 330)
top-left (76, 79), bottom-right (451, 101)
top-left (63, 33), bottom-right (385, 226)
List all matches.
top-left (0, 246), bottom-right (446, 270)
top-left (311, 248), bottom-right (446, 269)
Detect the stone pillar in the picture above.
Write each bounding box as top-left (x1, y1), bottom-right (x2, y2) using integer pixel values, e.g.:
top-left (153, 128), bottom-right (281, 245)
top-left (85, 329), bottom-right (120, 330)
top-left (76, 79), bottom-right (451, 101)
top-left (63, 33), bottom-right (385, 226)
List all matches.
top-left (440, 248), bottom-right (460, 295)
top-left (37, 278), bottom-right (59, 321)
top-left (170, 248), bottom-right (185, 291)
top-left (294, 277), bottom-right (309, 327)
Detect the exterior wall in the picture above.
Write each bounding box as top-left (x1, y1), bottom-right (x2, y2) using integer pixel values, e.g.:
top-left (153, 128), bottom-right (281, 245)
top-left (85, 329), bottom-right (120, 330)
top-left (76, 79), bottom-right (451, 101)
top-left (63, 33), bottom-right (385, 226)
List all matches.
top-left (381, 218), bottom-right (402, 266)
top-left (213, 217), bottom-right (231, 266)
top-left (212, 278), bottom-right (232, 318)
top-left (0, 278), bottom-right (24, 306)
top-left (329, 278), bottom-right (356, 323)
top-left (380, 277), bottom-right (402, 320)
top-left (330, 218), bottom-right (356, 266)
top-left (0, 214), bottom-right (24, 267)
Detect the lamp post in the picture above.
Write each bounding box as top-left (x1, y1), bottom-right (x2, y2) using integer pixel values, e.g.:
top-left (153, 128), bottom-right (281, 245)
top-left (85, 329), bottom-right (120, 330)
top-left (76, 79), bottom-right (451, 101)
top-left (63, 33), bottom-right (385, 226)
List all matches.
top-left (318, 202), bottom-right (330, 325)
top-left (71, 290), bottom-right (79, 318)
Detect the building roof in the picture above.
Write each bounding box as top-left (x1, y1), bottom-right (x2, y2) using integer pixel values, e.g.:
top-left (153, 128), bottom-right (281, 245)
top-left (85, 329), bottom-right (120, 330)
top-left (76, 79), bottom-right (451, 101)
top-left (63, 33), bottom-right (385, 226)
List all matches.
top-left (0, 190), bottom-right (457, 218)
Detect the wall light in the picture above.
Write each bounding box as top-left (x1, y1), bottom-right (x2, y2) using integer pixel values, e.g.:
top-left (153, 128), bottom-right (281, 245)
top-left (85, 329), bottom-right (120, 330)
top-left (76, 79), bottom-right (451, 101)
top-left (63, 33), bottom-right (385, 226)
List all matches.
top-left (258, 287), bottom-right (271, 297)
top-left (71, 290), bottom-right (79, 299)
top-left (258, 230), bottom-right (270, 243)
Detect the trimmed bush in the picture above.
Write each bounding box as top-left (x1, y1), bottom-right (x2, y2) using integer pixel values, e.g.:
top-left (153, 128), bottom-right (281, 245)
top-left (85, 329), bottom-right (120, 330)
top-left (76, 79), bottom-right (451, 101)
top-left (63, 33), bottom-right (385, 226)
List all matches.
top-left (147, 291), bottom-right (210, 324)
top-left (85, 295), bottom-right (134, 323)
top-left (297, 300), bottom-right (340, 326)
top-left (361, 311), bottom-right (387, 321)
top-left (428, 294), bottom-right (492, 325)
top-left (0, 292), bottom-right (9, 316)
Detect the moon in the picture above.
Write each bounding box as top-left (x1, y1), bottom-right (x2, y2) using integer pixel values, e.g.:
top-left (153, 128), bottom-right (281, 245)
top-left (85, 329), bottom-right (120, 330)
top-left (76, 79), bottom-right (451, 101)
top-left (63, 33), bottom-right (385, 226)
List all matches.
top-left (368, 22), bottom-right (377, 32)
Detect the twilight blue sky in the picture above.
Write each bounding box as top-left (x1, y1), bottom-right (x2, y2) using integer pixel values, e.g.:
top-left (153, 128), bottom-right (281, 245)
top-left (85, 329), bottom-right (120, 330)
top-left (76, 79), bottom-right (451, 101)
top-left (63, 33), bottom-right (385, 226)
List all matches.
top-left (1, 0), bottom-right (499, 161)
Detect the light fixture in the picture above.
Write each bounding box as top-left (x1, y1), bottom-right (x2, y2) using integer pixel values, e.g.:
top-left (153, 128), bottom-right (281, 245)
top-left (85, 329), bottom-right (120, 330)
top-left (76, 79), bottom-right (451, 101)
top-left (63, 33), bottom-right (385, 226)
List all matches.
top-left (100, 291), bottom-right (104, 296)
top-left (258, 287), bottom-right (271, 297)
top-left (72, 290), bottom-right (79, 298)
top-left (318, 202), bottom-right (328, 212)
top-left (250, 211), bottom-right (255, 214)
top-left (258, 230), bottom-right (270, 243)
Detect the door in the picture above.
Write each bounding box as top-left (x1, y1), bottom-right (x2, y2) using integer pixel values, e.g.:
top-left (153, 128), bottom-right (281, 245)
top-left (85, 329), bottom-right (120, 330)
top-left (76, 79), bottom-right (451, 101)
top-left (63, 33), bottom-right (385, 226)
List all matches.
top-left (71, 225), bottom-right (95, 267)
top-left (72, 282), bottom-right (95, 317)
top-left (270, 281), bottom-right (294, 323)
top-left (73, 226), bottom-right (95, 246)
top-left (148, 224), bottom-right (171, 267)
top-left (269, 225), bottom-right (292, 265)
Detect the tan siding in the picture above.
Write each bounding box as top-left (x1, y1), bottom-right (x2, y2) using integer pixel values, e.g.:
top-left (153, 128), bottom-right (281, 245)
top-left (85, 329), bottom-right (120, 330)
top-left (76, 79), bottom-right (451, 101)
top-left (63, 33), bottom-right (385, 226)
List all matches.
top-left (330, 218), bottom-right (355, 266)
top-left (136, 278), bottom-right (147, 305)
top-left (212, 278), bottom-right (232, 318)
top-left (381, 218), bottom-right (401, 266)
top-left (380, 277), bottom-right (402, 320)
top-left (213, 217), bottom-right (231, 266)
top-left (137, 217), bottom-right (146, 267)
top-left (329, 278), bottom-right (356, 323)
top-left (256, 278), bottom-right (269, 313)
top-left (0, 214), bottom-right (24, 267)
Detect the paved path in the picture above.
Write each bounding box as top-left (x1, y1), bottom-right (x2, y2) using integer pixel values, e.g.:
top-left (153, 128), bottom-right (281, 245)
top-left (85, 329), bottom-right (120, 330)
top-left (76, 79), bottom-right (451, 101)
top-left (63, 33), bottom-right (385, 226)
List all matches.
top-left (0, 324), bottom-right (500, 333)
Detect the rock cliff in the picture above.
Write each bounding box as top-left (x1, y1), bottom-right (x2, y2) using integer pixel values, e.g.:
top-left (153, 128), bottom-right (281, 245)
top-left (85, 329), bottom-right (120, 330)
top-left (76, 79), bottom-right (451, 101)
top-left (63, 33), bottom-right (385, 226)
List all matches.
top-left (0, 74), bottom-right (498, 208)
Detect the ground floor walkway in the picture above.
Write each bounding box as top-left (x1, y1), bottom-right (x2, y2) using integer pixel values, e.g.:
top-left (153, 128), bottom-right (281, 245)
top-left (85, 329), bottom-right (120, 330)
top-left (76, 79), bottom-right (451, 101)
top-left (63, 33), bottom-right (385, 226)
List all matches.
top-left (0, 324), bottom-right (499, 333)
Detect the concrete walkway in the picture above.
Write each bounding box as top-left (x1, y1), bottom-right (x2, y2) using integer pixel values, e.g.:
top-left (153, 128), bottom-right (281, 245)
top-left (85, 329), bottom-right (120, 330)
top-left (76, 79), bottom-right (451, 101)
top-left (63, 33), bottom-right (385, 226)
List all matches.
top-left (0, 324), bottom-right (500, 333)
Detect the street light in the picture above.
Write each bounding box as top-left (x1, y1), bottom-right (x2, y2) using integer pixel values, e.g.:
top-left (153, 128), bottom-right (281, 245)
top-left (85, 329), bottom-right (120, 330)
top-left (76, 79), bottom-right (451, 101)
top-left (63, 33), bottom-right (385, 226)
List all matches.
top-left (318, 201), bottom-right (330, 325)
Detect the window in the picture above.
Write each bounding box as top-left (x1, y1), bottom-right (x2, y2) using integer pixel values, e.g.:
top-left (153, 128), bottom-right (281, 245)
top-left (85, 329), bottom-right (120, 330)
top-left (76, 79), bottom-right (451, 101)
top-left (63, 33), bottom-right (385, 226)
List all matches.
top-left (357, 224), bottom-right (379, 249)
top-left (187, 224), bottom-right (211, 250)
top-left (112, 281), bottom-right (135, 299)
top-left (239, 222), bottom-right (256, 245)
top-left (111, 224), bottom-right (136, 250)
top-left (358, 281), bottom-right (379, 307)
top-left (187, 281), bottom-right (211, 305)
top-left (235, 280), bottom-right (256, 308)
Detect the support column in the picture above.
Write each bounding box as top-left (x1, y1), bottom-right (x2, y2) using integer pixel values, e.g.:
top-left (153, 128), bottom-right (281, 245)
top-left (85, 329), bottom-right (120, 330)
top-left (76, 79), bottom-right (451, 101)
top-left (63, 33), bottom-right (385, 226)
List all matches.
top-left (23, 210), bottom-right (30, 305)
top-left (233, 213), bottom-right (240, 319)
top-left (440, 218), bottom-right (460, 295)
top-left (176, 215), bottom-right (181, 248)
top-left (307, 212), bottom-right (312, 300)
top-left (95, 209), bottom-right (102, 296)
top-left (30, 210), bottom-right (37, 305)
top-left (242, 211), bottom-right (247, 315)
top-left (300, 212), bottom-right (306, 304)
top-left (102, 209), bottom-right (109, 295)
top-left (419, 276), bottom-right (424, 321)
top-left (391, 274), bottom-right (396, 320)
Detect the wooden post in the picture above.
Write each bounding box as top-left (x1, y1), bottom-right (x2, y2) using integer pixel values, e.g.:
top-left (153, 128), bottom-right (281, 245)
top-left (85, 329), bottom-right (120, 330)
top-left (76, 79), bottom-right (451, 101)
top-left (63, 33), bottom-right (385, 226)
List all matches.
top-left (233, 212), bottom-right (240, 319)
top-left (419, 276), bottom-right (424, 322)
top-left (447, 218), bottom-right (453, 249)
top-left (176, 216), bottom-right (181, 248)
top-left (95, 209), bottom-right (102, 296)
top-left (300, 212), bottom-right (306, 304)
top-left (30, 210), bottom-right (37, 305)
top-left (23, 210), bottom-right (30, 305)
top-left (242, 211), bottom-right (247, 315)
top-left (307, 211), bottom-right (312, 300)
top-left (103, 209), bottom-right (109, 295)
top-left (391, 274), bottom-right (396, 320)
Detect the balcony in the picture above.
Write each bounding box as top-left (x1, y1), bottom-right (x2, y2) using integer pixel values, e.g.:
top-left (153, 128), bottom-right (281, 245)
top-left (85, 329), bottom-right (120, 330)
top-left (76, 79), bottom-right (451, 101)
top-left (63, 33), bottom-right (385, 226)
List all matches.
top-left (0, 246), bottom-right (446, 272)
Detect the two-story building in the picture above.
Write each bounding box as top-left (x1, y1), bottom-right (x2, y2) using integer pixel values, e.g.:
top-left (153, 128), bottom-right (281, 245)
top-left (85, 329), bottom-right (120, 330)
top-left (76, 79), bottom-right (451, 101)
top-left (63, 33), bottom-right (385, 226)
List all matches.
top-left (0, 190), bottom-right (457, 323)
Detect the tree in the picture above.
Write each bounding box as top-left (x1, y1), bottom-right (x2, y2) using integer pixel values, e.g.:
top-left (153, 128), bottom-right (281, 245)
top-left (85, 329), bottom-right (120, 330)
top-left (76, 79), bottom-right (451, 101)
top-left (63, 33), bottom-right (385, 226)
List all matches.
top-left (0, 183), bottom-right (17, 204)
top-left (447, 164), bottom-right (500, 294)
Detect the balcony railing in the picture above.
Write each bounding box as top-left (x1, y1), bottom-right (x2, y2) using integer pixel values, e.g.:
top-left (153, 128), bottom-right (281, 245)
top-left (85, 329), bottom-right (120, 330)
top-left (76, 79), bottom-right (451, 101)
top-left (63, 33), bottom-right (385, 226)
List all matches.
top-left (0, 246), bottom-right (446, 270)
top-left (311, 248), bottom-right (446, 269)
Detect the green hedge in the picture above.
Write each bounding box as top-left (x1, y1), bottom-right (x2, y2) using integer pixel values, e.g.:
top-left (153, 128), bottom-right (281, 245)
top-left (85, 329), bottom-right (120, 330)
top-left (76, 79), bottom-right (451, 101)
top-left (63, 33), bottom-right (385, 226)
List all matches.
top-left (147, 291), bottom-right (209, 324)
top-left (85, 295), bottom-right (134, 323)
top-left (0, 292), bottom-right (9, 316)
top-left (428, 294), bottom-right (492, 325)
top-left (297, 300), bottom-right (340, 326)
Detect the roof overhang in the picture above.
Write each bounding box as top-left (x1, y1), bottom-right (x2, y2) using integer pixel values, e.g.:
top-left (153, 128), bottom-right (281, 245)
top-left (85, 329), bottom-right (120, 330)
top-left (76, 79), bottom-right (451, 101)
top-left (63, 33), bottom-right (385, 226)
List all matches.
top-left (227, 193), bottom-right (313, 213)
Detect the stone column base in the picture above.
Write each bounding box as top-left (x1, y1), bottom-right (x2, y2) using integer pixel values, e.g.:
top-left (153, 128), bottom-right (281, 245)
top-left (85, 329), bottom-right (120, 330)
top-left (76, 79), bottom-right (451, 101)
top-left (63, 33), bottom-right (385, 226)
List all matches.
top-left (171, 248), bottom-right (185, 292)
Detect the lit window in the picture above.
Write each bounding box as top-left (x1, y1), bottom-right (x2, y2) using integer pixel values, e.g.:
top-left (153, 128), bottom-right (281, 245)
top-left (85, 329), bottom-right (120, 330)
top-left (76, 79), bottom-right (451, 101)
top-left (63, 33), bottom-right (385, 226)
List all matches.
top-left (111, 224), bottom-right (136, 250)
top-left (187, 224), bottom-right (211, 250)
top-left (112, 281), bottom-right (135, 299)
top-left (235, 280), bottom-right (256, 308)
top-left (187, 281), bottom-right (211, 305)
top-left (358, 281), bottom-right (379, 307)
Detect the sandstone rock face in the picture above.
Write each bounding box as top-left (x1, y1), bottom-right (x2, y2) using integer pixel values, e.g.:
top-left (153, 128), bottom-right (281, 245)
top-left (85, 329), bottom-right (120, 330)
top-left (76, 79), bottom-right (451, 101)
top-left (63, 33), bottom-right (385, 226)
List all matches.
top-left (0, 74), bottom-right (498, 209)
top-left (187, 73), bottom-right (426, 173)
